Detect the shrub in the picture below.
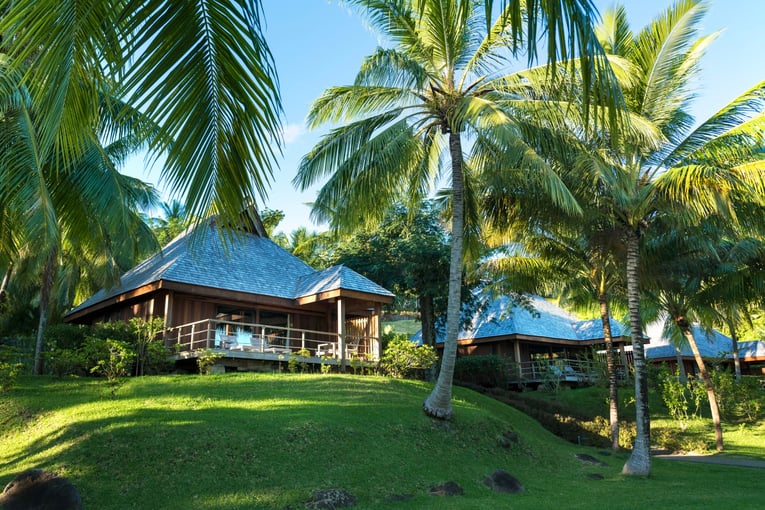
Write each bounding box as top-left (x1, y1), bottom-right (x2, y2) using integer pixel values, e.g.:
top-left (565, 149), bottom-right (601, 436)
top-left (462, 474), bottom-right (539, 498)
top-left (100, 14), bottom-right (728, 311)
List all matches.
top-left (45, 348), bottom-right (86, 378)
top-left (197, 349), bottom-right (224, 375)
top-left (129, 317), bottom-right (169, 375)
top-left (288, 348), bottom-right (311, 374)
top-left (454, 355), bottom-right (507, 388)
top-left (43, 323), bottom-right (89, 350)
top-left (380, 337), bottom-right (437, 379)
top-left (86, 338), bottom-right (136, 382)
top-left (0, 345), bottom-right (25, 392)
top-left (712, 370), bottom-right (763, 423)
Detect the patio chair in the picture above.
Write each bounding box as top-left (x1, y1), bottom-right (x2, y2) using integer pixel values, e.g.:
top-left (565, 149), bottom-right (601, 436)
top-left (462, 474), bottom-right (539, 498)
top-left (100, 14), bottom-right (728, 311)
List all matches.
top-left (263, 332), bottom-right (291, 354)
top-left (345, 338), bottom-right (361, 359)
top-left (316, 342), bottom-right (337, 357)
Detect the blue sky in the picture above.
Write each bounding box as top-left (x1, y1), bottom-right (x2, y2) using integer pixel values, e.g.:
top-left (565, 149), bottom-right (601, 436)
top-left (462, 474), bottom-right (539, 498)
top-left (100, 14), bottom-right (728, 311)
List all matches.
top-left (126, 0), bottom-right (765, 233)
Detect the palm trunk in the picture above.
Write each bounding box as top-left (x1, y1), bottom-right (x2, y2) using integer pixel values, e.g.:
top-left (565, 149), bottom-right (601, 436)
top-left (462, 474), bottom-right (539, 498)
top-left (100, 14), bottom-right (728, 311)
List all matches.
top-left (727, 318), bottom-right (741, 382)
top-left (675, 347), bottom-right (687, 383)
top-left (622, 228), bottom-right (651, 476)
top-left (681, 324), bottom-right (724, 451)
top-left (34, 250), bottom-right (58, 375)
top-left (419, 294), bottom-right (435, 347)
top-left (423, 131), bottom-right (464, 420)
top-left (598, 286), bottom-right (619, 450)
top-left (0, 263), bottom-right (11, 303)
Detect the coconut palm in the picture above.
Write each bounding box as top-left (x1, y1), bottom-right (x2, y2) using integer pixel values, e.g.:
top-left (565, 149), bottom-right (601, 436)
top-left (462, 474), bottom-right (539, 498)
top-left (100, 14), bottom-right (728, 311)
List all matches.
top-left (483, 215), bottom-right (627, 449)
top-left (0, 66), bottom-right (159, 372)
top-left (294, 0), bottom-right (620, 419)
top-left (0, 0), bottom-right (281, 227)
top-left (573, 1), bottom-right (765, 474)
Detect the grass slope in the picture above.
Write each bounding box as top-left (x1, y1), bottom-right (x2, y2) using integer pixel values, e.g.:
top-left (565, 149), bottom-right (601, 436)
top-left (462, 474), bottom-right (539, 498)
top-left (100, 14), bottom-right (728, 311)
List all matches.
top-left (1, 375), bottom-right (762, 509)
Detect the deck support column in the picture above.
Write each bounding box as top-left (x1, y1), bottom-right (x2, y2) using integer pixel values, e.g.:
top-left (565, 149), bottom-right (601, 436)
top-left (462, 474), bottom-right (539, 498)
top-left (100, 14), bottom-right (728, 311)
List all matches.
top-left (513, 340), bottom-right (521, 364)
top-left (337, 299), bottom-right (346, 370)
top-left (372, 304), bottom-right (381, 361)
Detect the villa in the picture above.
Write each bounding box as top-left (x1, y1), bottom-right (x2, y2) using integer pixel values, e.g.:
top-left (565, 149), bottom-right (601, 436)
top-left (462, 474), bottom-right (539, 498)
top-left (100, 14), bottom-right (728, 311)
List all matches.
top-left (65, 210), bottom-right (394, 372)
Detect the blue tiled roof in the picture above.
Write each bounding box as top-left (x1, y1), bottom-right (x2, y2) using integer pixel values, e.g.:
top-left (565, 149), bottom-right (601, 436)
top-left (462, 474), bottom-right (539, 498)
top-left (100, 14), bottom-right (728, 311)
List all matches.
top-left (412, 293), bottom-right (628, 344)
top-left (68, 223), bottom-right (392, 315)
top-left (645, 321), bottom-right (765, 360)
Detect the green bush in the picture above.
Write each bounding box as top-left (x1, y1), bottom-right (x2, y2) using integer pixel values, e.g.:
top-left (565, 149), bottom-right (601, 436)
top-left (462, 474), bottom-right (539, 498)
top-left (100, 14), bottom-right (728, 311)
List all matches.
top-left (288, 348), bottom-right (311, 374)
top-left (454, 355), bottom-right (507, 388)
top-left (0, 345), bottom-right (25, 392)
top-left (41, 318), bottom-right (172, 377)
top-left (85, 338), bottom-right (136, 382)
top-left (45, 348), bottom-right (86, 378)
top-left (658, 366), bottom-right (707, 430)
top-left (43, 323), bottom-right (89, 350)
top-left (712, 370), bottom-right (763, 423)
top-left (129, 317), bottom-right (170, 375)
top-left (197, 349), bottom-right (224, 375)
top-left (380, 337), bottom-right (437, 379)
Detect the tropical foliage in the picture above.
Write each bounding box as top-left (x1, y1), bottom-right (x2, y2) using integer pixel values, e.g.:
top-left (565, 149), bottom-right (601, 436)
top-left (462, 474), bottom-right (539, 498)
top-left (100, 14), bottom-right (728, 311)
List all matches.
top-left (295, 0), bottom-right (619, 420)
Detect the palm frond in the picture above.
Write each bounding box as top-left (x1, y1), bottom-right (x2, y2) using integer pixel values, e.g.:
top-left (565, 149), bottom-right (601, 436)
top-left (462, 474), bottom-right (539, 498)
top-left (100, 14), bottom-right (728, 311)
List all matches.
top-left (121, 0), bottom-right (282, 224)
top-left (307, 86), bottom-right (414, 128)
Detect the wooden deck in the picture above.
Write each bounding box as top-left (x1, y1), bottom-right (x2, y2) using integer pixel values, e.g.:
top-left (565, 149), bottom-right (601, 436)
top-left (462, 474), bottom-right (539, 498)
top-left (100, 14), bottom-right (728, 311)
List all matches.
top-left (165, 318), bottom-right (380, 363)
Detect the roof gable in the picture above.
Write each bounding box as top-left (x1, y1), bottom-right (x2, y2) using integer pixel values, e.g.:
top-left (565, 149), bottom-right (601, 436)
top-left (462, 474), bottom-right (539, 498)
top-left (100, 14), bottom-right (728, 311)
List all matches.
top-left (295, 265), bottom-right (394, 299)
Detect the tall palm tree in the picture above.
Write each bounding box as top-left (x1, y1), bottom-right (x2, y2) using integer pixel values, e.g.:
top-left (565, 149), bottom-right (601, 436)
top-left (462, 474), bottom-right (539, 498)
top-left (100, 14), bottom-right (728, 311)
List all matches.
top-left (0, 0), bottom-right (281, 227)
top-left (575, 1), bottom-right (765, 474)
top-left (294, 0), bottom-right (617, 419)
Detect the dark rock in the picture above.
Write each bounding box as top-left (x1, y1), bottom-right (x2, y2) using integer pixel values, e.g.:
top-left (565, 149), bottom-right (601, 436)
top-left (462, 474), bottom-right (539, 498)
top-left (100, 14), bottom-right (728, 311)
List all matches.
top-left (384, 494), bottom-right (414, 503)
top-left (587, 473), bottom-right (605, 480)
top-left (483, 469), bottom-right (525, 494)
top-left (305, 488), bottom-right (356, 509)
top-left (429, 481), bottom-right (464, 496)
top-left (575, 453), bottom-right (608, 466)
top-left (0, 469), bottom-right (82, 510)
top-left (497, 430), bottom-right (520, 448)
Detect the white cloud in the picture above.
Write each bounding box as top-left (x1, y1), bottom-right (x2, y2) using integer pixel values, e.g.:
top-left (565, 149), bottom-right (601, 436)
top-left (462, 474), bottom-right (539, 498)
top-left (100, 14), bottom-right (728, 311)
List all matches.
top-left (282, 123), bottom-right (306, 144)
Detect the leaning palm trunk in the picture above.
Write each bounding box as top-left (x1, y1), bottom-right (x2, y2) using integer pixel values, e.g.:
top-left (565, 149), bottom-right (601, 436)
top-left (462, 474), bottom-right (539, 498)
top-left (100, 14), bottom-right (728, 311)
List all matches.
top-left (0, 263), bottom-right (10, 303)
top-left (598, 289), bottom-right (620, 450)
top-left (622, 229), bottom-right (651, 475)
top-left (681, 326), bottom-right (724, 451)
top-left (423, 132), bottom-right (465, 420)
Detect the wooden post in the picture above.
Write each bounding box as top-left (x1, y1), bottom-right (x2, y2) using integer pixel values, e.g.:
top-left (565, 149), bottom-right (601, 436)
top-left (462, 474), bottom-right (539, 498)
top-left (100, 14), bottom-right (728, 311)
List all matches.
top-left (372, 304), bottom-right (381, 360)
top-left (337, 299), bottom-right (346, 370)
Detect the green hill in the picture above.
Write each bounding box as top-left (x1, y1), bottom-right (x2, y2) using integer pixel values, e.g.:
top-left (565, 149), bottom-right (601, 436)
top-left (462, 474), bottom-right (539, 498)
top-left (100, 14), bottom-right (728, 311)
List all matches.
top-left (1, 375), bottom-right (761, 509)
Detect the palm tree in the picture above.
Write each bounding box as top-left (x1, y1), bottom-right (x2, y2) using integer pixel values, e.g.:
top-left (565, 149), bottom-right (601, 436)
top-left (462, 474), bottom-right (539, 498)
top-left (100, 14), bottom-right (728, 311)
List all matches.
top-left (0, 0), bottom-right (281, 227)
top-left (294, 0), bottom-right (618, 420)
top-left (483, 219), bottom-right (627, 449)
top-left (574, 1), bottom-right (765, 474)
top-left (0, 67), bottom-right (159, 373)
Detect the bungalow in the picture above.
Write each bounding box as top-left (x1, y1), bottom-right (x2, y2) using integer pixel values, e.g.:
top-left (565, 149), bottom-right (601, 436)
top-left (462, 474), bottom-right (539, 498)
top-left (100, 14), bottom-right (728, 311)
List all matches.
top-left (645, 321), bottom-right (765, 377)
top-left (413, 293), bottom-right (631, 385)
top-left (65, 212), bottom-right (394, 372)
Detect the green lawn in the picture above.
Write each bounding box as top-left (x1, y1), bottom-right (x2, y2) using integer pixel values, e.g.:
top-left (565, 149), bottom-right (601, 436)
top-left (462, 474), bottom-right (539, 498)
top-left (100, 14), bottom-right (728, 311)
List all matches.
top-left (382, 319), bottom-right (422, 337)
top-left (1, 375), bottom-right (763, 509)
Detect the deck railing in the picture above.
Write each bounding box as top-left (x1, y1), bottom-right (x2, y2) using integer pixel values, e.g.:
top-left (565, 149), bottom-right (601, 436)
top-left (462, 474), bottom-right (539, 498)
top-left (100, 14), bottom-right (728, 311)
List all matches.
top-left (164, 318), bottom-right (379, 361)
top-left (506, 358), bottom-right (604, 385)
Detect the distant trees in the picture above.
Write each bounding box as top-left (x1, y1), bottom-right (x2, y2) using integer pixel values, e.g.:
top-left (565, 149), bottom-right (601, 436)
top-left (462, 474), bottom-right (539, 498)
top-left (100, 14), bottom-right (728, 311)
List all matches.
top-left (331, 202), bottom-right (451, 347)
